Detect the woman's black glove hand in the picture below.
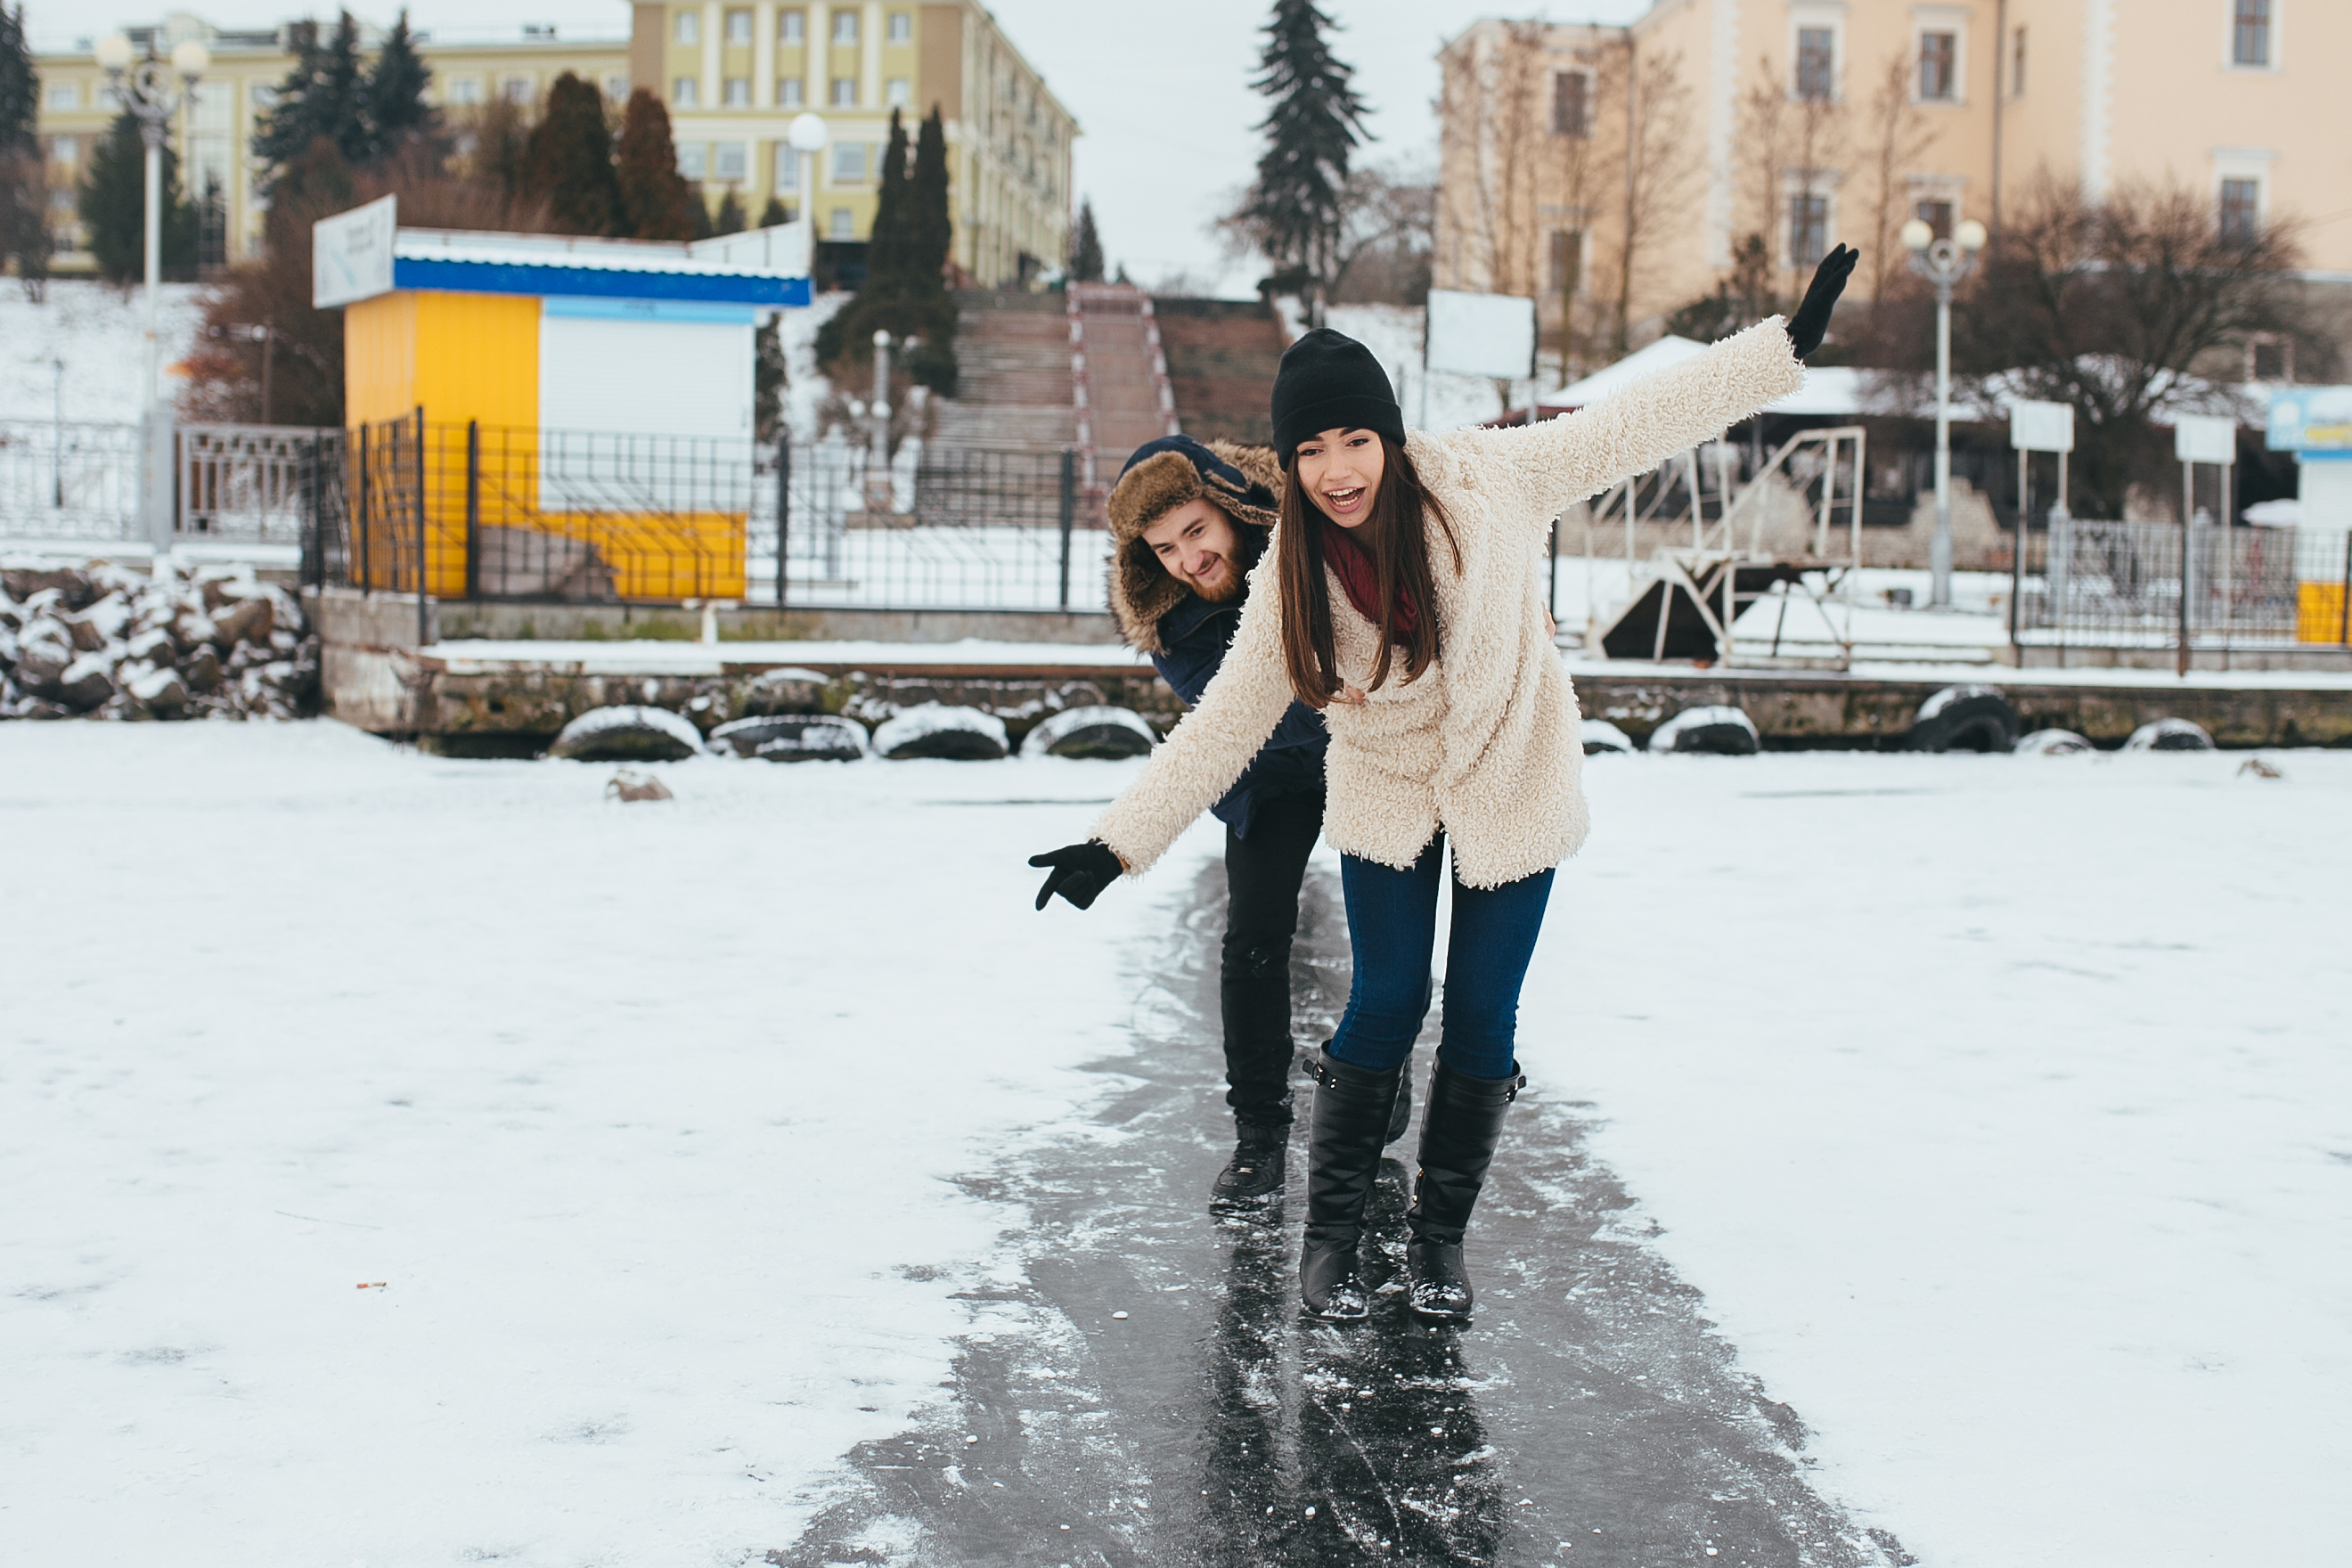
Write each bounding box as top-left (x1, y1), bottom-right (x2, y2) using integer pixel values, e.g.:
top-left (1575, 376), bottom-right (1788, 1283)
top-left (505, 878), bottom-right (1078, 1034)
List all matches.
top-left (1786, 243), bottom-right (1859, 360)
top-left (1030, 841), bottom-right (1124, 911)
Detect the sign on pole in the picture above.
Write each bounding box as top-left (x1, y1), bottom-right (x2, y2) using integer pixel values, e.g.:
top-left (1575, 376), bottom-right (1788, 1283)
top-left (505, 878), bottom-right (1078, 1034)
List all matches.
top-left (1425, 289), bottom-right (1538, 380)
top-left (2173, 413), bottom-right (2237, 466)
top-left (2262, 387), bottom-right (2352, 453)
top-left (2009, 399), bottom-right (2074, 453)
top-left (313, 194), bottom-right (397, 308)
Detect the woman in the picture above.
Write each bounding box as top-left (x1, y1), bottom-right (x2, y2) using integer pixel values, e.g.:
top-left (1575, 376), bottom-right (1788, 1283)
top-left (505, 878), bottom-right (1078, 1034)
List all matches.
top-left (1034, 246), bottom-right (1858, 1323)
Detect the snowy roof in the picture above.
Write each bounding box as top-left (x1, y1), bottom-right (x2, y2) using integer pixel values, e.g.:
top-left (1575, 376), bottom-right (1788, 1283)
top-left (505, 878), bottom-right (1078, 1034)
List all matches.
top-left (1549, 335), bottom-right (1707, 407)
top-left (393, 227), bottom-right (808, 280)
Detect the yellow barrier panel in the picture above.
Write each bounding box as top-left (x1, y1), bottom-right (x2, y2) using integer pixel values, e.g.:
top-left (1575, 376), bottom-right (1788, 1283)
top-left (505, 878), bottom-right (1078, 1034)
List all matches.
top-left (2297, 582), bottom-right (2349, 643)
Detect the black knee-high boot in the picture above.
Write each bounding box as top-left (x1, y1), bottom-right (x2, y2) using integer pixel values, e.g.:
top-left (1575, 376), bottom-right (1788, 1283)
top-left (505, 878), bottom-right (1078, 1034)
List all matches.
top-left (1299, 1048), bottom-right (1404, 1320)
top-left (1404, 1059), bottom-right (1523, 1323)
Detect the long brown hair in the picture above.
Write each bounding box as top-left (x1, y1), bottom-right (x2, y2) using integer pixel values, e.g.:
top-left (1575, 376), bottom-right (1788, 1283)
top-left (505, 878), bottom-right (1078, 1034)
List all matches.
top-left (1275, 434), bottom-right (1459, 707)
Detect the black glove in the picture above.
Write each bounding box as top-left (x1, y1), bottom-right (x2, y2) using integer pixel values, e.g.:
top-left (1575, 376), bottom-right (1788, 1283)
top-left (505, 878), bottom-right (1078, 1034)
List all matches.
top-left (1786, 243), bottom-right (1858, 360)
top-left (1030, 841), bottom-right (1124, 911)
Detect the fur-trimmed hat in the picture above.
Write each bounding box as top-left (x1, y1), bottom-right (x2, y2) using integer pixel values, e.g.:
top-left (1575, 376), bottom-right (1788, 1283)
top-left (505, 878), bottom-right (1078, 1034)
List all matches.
top-left (1105, 435), bottom-right (1282, 654)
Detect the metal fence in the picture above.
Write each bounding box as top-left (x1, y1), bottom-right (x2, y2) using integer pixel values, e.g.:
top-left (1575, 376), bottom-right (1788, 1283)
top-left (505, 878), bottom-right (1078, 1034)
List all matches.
top-left (179, 422), bottom-right (342, 546)
top-left (0, 419), bottom-right (145, 541)
top-left (2015, 519), bottom-right (2352, 649)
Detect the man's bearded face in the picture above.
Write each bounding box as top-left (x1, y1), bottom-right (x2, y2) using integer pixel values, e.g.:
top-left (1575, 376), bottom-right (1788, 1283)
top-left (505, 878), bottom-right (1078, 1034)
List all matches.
top-left (1142, 498), bottom-right (1249, 602)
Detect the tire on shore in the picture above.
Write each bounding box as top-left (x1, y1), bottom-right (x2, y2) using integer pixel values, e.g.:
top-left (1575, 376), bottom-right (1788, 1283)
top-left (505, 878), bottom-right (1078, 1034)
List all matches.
top-left (1907, 684), bottom-right (2020, 753)
top-left (548, 705), bottom-right (704, 763)
top-left (1650, 704), bottom-right (1758, 755)
top-left (1020, 705), bottom-right (1157, 760)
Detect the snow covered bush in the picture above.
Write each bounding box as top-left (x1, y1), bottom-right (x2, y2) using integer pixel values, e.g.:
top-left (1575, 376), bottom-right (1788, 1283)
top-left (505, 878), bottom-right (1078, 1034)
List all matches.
top-left (0, 562), bottom-right (317, 722)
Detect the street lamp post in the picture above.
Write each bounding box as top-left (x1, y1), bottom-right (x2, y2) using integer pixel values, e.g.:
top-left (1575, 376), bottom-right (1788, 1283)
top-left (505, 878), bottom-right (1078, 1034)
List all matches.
top-left (788, 111), bottom-right (829, 258)
top-left (95, 30), bottom-right (208, 553)
top-left (1903, 216), bottom-right (1987, 609)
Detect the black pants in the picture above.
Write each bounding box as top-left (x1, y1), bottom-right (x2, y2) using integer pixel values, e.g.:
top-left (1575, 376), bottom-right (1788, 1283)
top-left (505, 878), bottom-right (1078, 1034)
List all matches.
top-left (1220, 790), bottom-right (1324, 1127)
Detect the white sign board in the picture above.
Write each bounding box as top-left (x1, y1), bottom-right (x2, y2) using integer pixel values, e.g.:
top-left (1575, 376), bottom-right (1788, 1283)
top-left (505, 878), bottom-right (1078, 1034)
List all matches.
top-left (2266, 386), bottom-right (2352, 453)
top-left (2173, 413), bottom-right (2237, 466)
top-left (1425, 289), bottom-right (1537, 380)
top-left (2009, 399), bottom-right (2074, 453)
top-left (313, 194), bottom-right (397, 308)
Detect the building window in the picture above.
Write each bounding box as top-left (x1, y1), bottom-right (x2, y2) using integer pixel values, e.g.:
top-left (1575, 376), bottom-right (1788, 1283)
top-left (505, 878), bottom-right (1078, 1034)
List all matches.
top-left (1788, 192), bottom-right (1830, 266)
top-left (780, 10), bottom-right (804, 44)
top-left (445, 74), bottom-right (482, 105)
top-left (2248, 335), bottom-right (2293, 382)
top-left (831, 142), bottom-right (868, 182)
top-left (888, 12), bottom-right (912, 44)
top-left (1548, 230), bottom-right (1584, 295)
top-left (830, 77), bottom-right (857, 106)
top-left (674, 8), bottom-right (698, 44)
top-left (2233, 0), bottom-right (2273, 67)
top-left (779, 78), bottom-right (804, 107)
top-left (1914, 199), bottom-right (1954, 241)
top-left (886, 78), bottom-right (911, 107)
top-left (1918, 32), bottom-right (1958, 100)
top-left (724, 77), bottom-right (750, 106)
top-left (725, 8), bottom-right (752, 45)
top-left (2218, 177), bottom-right (2262, 245)
top-left (501, 75), bottom-right (535, 104)
top-left (45, 81), bottom-right (79, 110)
top-left (829, 207), bottom-right (853, 240)
top-left (775, 143), bottom-right (800, 190)
top-left (832, 10), bottom-right (859, 44)
top-left (604, 73), bottom-right (630, 102)
top-left (46, 134), bottom-right (78, 166)
top-left (715, 141), bottom-right (747, 181)
top-left (673, 76), bottom-right (699, 107)
top-left (1552, 71), bottom-right (1588, 137)
top-left (678, 142), bottom-right (707, 180)
top-left (1795, 27), bottom-right (1837, 100)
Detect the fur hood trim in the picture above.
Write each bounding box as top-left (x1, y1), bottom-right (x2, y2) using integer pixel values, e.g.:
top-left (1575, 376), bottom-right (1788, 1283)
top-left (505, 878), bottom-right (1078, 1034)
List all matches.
top-left (1105, 437), bottom-right (1283, 654)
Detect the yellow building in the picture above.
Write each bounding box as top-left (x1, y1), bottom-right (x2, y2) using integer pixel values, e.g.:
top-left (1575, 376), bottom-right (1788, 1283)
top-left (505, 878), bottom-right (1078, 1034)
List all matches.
top-left (628, 0), bottom-right (1077, 286)
top-left (1440, 0), bottom-right (2352, 355)
top-left (30, 3), bottom-right (1074, 288)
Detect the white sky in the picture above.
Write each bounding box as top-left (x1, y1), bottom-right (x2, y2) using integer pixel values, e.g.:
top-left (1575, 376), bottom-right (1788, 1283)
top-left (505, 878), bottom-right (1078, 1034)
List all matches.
top-left (33, 0), bottom-right (1659, 295)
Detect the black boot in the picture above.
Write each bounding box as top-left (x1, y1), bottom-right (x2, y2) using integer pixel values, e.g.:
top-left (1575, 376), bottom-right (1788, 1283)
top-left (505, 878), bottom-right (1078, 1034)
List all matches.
top-left (1385, 1057), bottom-right (1413, 1145)
top-left (1210, 1115), bottom-right (1288, 1208)
top-left (1299, 1049), bottom-right (1404, 1321)
top-left (1404, 1059), bottom-right (1523, 1324)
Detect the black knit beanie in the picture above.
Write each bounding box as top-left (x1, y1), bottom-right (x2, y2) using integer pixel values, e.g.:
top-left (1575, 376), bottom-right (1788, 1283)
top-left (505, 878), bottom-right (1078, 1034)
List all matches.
top-left (1271, 328), bottom-right (1405, 466)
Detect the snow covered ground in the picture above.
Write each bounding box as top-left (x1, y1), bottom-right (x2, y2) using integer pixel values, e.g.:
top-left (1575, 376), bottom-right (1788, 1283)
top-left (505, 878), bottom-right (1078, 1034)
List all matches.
top-left (0, 280), bottom-right (208, 424)
top-left (4, 723), bottom-right (2348, 1565)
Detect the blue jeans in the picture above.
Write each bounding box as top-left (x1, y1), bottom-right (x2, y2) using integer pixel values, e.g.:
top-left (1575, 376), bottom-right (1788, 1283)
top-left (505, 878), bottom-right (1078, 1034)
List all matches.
top-left (1327, 832), bottom-right (1556, 1081)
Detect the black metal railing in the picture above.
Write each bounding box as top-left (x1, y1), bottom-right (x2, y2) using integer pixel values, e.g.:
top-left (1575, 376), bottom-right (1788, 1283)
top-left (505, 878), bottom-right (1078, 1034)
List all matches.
top-left (2012, 519), bottom-right (2352, 649)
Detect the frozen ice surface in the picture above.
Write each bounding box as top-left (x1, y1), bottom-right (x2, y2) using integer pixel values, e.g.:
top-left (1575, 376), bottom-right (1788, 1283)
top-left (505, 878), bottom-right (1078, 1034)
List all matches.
top-left (3, 723), bottom-right (2347, 1566)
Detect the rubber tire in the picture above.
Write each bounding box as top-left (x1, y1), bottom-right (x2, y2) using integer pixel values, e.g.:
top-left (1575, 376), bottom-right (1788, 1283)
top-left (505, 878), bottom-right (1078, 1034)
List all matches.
top-left (1908, 688), bottom-right (2021, 754)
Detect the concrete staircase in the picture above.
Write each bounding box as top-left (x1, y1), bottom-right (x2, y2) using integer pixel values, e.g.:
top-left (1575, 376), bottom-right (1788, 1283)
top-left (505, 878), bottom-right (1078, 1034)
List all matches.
top-left (1155, 298), bottom-right (1289, 450)
top-left (1069, 283), bottom-right (1179, 485)
top-left (928, 290), bottom-right (1076, 453)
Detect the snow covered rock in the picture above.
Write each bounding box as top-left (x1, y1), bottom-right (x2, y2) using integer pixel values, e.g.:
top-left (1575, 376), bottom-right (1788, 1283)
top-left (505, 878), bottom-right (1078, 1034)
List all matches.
top-left (211, 595), bottom-right (273, 649)
top-left (605, 768), bottom-right (675, 802)
top-left (872, 703), bottom-right (1009, 761)
top-left (2015, 728), bottom-right (2093, 756)
top-left (548, 705), bottom-right (705, 762)
top-left (1907, 684), bottom-right (2020, 754)
top-left (2125, 718), bottom-right (2215, 752)
top-left (1651, 704), bottom-right (1759, 755)
top-left (123, 662), bottom-right (189, 718)
top-left (1018, 705), bottom-right (1156, 760)
top-left (0, 562), bottom-right (314, 723)
top-left (754, 716), bottom-right (870, 763)
top-left (1580, 719), bottom-right (1635, 755)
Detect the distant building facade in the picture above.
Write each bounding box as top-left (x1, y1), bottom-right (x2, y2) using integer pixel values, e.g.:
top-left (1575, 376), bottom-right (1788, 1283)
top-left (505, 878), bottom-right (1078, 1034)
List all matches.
top-left (29, 2), bottom-right (1074, 289)
top-left (1439, 0), bottom-right (2352, 365)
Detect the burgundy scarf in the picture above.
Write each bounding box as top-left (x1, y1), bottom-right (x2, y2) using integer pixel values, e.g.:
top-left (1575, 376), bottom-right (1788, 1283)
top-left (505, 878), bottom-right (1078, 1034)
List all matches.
top-left (1319, 516), bottom-right (1420, 636)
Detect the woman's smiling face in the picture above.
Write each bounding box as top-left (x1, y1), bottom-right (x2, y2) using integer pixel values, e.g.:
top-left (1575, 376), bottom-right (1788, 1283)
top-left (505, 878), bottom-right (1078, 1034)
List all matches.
top-left (1294, 428), bottom-right (1385, 528)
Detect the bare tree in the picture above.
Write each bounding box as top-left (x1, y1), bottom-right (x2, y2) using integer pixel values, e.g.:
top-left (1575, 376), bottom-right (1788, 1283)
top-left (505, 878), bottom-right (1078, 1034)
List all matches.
top-left (1860, 51), bottom-right (1936, 302)
top-left (1437, 21), bottom-right (1548, 299)
top-left (1601, 42), bottom-right (1698, 355)
top-left (1736, 53), bottom-right (1843, 312)
top-left (1328, 159), bottom-right (1434, 304)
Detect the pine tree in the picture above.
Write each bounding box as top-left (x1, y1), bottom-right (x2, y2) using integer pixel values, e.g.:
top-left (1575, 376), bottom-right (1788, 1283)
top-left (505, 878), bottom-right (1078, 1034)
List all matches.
top-left (0, 2), bottom-right (45, 295)
top-left (864, 110), bottom-right (912, 285)
top-left (713, 186), bottom-right (746, 235)
top-left (759, 194), bottom-right (788, 228)
top-left (688, 188), bottom-right (714, 239)
top-left (910, 106), bottom-right (951, 282)
top-left (365, 10), bottom-right (436, 155)
top-left (1237, 0), bottom-right (1367, 307)
top-left (1068, 198), bottom-right (1103, 282)
top-left (524, 72), bottom-right (621, 235)
top-left (614, 89), bottom-right (695, 240)
top-left (80, 112), bottom-right (200, 282)
top-left (251, 13), bottom-right (372, 180)
top-left (0, 3), bottom-right (36, 151)
top-left (815, 106), bottom-right (957, 395)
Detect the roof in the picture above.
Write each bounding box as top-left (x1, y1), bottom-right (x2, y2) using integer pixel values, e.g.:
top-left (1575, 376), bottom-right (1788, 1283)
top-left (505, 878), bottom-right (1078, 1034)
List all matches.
top-left (387, 225), bottom-right (813, 308)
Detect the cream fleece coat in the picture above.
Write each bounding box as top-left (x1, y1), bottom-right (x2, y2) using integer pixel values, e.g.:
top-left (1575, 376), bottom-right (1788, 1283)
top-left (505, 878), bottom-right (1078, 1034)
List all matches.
top-left (1090, 318), bottom-right (1806, 890)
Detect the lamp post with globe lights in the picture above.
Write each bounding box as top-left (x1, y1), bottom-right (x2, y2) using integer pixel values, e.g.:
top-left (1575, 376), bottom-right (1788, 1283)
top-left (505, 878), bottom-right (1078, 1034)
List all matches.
top-left (1904, 215), bottom-right (1986, 609)
top-left (95, 30), bottom-right (208, 549)
top-left (788, 112), bottom-right (829, 253)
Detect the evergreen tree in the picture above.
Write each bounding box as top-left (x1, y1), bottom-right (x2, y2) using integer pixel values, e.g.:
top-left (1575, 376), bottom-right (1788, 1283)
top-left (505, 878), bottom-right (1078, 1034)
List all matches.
top-left (759, 194), bottom-right (788, 228)
top-left (1235, 0), bottom-right (1367, 308)
top-left (815, 105), bottom-right (957, 394)
top-left (0, 2), bottom-right (45, 295)
top-left (614, 89), bottom-right (694, 240)
top-left (910, 106), bottom-right (951, 282)
top-left (80, 112), bottom-right (199, 282)
top-left (251, 13), bottom-right (372, 180)
top-left (754, 314), bottom-right (785, 441)
top-left (1068, 198), bottom-right (1103, 282)
top-left (688, 187), bottom-right (714, 239)
top-left (0, 3), bottom-right (35, 151)
top-left (713, 186), bottom-right (746, 234)
top-left (364, 10), bottom-right (436, 154)
top-left (524, 72), bottom-right (621, 235)
top-left (863, 110), bottom-right (912, 283)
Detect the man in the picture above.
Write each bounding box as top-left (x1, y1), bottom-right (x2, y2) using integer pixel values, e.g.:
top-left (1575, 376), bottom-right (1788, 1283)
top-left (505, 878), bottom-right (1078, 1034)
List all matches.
top-left (1104, 434), bottom-right (1409, 1209)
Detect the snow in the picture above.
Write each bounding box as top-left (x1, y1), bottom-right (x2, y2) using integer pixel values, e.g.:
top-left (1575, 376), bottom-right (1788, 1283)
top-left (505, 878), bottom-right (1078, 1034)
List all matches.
top-left (870, 700), bottom-right (1008, 754)
top-left (1914, 681), bottom-right (2004, 721)
top-left (5, 723), bottom-right (2347, 1566)
top-left (0, 281), bottom-right (209, 423)
top-left (424, 638), bottom-right (1156, 675)
top-left (1286, 301), bottom-right (1518, 433)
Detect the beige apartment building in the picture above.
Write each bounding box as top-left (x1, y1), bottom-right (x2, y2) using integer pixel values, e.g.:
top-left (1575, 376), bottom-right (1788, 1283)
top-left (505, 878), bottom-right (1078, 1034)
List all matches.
top-left (29, 3), bottom-right (1072, 288)
top-left (1440, 0), bottom-right (2352, 362)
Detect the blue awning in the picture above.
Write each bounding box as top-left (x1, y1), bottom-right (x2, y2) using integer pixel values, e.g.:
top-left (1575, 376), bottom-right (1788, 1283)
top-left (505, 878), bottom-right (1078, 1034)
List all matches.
top-left (391, 256), bottom-right (811, 307)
